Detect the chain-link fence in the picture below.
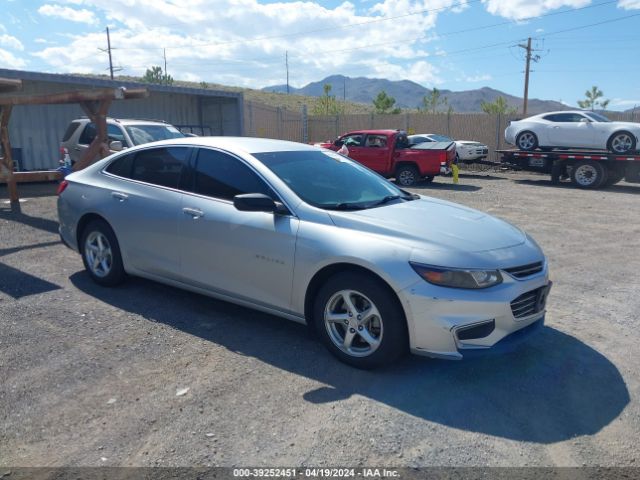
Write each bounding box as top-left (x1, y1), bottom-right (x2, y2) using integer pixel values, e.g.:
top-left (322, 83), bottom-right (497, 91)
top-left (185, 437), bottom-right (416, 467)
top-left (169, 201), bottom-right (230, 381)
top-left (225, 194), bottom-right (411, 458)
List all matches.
top-left (243, 100), bottom-right (639, 162)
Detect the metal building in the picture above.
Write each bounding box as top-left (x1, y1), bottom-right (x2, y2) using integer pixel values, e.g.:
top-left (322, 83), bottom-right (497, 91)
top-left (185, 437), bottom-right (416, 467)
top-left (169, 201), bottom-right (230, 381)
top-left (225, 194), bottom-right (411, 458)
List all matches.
top-left (0, 68), bottom-right (244, 171)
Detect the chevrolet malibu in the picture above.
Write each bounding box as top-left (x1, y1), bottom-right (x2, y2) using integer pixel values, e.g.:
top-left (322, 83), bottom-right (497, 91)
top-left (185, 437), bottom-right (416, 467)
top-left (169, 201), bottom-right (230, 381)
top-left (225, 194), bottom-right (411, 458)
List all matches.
top-left (58, 137), bottom-right (551, 368)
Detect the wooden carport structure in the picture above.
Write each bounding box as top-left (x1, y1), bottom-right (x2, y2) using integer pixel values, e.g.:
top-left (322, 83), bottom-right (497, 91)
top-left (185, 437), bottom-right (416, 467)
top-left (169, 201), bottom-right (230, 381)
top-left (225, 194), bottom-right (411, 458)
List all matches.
top-left (0, 78), bottom-right (148, 203)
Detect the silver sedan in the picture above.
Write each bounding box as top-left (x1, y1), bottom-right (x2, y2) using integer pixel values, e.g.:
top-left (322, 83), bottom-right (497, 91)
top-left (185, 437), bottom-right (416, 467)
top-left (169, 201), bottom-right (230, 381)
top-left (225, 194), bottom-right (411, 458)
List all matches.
top-left (57, 137), bottom-right (551, 368)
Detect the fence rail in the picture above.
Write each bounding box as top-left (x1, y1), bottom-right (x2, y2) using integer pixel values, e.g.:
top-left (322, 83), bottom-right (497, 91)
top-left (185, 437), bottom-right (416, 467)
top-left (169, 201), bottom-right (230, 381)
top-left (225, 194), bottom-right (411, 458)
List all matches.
top-left (243, 101), bottom-right (639, 160)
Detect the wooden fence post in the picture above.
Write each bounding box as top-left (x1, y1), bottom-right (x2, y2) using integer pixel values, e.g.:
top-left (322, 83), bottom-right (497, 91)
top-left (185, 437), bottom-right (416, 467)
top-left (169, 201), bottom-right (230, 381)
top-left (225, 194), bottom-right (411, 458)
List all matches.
top-left (0, 105), bottom-right (17, 203)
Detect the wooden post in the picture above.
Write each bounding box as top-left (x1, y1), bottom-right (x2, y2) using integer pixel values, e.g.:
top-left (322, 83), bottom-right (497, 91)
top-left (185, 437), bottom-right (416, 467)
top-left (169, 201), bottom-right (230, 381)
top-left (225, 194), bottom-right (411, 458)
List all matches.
top-left (0, 105), bottom-right (18, 203)
top-left (74, 99), bottom-right (113, 171)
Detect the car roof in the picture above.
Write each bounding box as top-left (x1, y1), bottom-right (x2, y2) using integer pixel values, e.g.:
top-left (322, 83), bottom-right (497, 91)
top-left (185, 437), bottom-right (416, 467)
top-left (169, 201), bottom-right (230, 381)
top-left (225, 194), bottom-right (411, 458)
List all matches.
top-left (126, 136), bottom-right (321, 154)
top-left (531, 110), bottom-right (592, 118)
top-left (343, 129), bottom-right (399, 135)
top-left (72, 117), bottom-right (172, 126)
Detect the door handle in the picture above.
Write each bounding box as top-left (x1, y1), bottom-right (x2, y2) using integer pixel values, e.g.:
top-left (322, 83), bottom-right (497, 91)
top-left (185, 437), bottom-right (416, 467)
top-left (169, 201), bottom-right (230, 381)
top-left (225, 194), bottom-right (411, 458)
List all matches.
top-left (111, 192), bottom-right (128, 201)
top-left (182, 207), bottom-right (204, 219)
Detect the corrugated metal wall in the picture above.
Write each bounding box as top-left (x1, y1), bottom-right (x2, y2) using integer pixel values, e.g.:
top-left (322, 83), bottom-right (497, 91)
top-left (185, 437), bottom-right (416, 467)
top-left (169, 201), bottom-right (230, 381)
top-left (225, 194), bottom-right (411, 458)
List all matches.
top-left (6, 79), bottom-right (242, 171)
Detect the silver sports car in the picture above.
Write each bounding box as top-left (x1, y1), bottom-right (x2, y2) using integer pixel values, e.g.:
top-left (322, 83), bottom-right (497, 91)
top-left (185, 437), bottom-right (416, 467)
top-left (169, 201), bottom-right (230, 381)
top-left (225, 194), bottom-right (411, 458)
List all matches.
top-left (58, 137), bottom-right (551, 368)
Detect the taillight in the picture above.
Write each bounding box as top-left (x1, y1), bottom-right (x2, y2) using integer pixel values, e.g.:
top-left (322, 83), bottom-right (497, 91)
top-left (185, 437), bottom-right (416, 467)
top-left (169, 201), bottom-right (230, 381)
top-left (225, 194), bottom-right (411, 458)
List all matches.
top-left (57, 180), bottom-right (69, 195)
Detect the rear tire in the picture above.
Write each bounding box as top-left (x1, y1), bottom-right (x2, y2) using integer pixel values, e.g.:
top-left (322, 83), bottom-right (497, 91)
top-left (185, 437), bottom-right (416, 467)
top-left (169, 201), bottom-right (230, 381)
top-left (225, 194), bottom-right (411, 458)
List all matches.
top-left (395, 165), bottom-right (419, 187)
top-left (516, 131), bottom-right (538, 151)
top-left (571, 160), bottom-right (606, 189)
top-left (80, 219), bottom-right (126, 287)
top-left (313, 272), bottom-right (408, 369)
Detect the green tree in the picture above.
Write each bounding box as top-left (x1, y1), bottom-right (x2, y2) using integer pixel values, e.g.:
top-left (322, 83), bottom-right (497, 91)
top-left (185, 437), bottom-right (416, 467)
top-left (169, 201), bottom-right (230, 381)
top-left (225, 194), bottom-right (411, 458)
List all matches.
top-left (373, 90), bottom-right (401, 114)
top-left (143, 66), bottom-right (174, 86)
top-left (311, 84), bottom-right (343, 115)
top-left (481, 96), bottom-right (517, 115)
top-left (577, 86), bottom-right (610, 111)
top-left (421, 87), bottom-right (448, 113)
top-left (199, 81), bottom-right (209, 89)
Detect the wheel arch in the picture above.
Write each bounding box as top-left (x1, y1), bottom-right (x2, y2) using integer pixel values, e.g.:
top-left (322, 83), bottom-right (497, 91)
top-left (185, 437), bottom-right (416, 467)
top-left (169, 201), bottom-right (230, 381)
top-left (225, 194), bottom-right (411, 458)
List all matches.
top-left (76, 212), bottom-right (112, 251)
top-left (394, 160), bottom-right (419, 173)
top-left (303, 262), bottom-right (408, 336)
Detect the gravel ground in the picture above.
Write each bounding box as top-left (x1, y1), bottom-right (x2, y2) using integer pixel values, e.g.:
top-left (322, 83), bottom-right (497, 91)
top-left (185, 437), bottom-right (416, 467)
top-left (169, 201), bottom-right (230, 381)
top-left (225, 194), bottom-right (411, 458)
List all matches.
top-left (1, 171), bottom-right (639, 468)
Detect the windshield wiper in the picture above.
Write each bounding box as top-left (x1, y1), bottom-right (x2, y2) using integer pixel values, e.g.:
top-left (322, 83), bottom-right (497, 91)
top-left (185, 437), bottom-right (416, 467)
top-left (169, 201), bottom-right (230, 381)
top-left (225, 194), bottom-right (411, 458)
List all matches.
top-left (322, 202), bottom-right (367, 211)
top-left (367, 194), bottom-right (416, 208)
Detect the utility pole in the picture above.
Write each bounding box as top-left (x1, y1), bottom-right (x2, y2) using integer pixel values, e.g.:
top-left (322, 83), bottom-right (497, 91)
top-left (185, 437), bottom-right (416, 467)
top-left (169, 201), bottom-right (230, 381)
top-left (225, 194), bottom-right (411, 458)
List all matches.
top-left (100, 27), bottom-right (122, 79)
top-left (518, 37), bottom-right (542, 116)
top-left (285, 51), bottom-right (289, 94)
top-left (106, 27), bottom-right (114, 80)
top-left (163, 48), bottom-right (168, 84)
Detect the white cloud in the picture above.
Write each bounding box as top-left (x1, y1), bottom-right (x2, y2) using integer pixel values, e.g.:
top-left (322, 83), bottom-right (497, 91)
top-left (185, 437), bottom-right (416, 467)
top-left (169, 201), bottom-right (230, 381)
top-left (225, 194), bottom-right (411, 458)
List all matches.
top-left (465, 73), bottom-right (492, 82)
top-left (0, 34), bottom-right (24, 51)
top-left (29, 0), bottom-right (471, 88)
top-left (618, 0), bottom-right (640, 8)
top-left (481, 0), bottom-right (590, 20)
top-left (38, 4), bottom-right (99, 25)
top-left (0, 48), bottom-right (27, 68)
top-left (609, 98), bottom-right (640, 107)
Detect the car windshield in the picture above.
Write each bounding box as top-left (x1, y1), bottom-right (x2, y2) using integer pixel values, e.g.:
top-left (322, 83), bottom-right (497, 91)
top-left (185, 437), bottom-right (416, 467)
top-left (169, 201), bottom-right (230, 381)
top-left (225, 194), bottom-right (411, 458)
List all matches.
top-left (124, 124), bottom-right (185, 146)
top-left (428, 134), bottom-right (454, 142)
top-left (585, 112), bottom-right (611, 123)
top-left (253, 149), bottom-right (413, 210)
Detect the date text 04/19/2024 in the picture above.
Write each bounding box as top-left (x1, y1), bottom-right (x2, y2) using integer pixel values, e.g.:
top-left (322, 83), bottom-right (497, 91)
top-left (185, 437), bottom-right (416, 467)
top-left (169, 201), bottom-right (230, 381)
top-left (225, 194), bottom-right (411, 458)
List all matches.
top-left (232, 468), bottom-right (400, 478)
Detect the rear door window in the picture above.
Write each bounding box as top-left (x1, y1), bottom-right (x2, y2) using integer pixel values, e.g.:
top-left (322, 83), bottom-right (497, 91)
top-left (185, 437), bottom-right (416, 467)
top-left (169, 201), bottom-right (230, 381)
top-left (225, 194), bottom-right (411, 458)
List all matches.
top-left (130, 147), bottom-right (190, 189)
top-left (62, 122), bottom-right (81, 142)
top-left (78, 123), bottom-right (96, 145)
top-left (105, 153), bottom-right (135, 178)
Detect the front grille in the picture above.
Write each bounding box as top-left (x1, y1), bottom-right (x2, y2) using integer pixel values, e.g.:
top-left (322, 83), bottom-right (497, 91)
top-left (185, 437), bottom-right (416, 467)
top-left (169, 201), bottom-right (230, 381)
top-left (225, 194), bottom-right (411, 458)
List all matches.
top-left (511, 286), bottom-right (548, 319)
top-left (504, 261), bottom-right (543, 279)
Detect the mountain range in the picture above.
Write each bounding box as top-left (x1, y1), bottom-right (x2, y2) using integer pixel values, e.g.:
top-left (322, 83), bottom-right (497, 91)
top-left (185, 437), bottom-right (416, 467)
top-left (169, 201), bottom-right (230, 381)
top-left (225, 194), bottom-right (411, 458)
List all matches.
top-left (263, 74), bottom-right (572, 113)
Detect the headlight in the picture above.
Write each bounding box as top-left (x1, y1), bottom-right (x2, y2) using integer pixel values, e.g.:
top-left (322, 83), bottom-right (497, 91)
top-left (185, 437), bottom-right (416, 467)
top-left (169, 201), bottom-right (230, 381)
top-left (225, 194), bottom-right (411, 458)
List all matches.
top-left (410, 262), bottom-right (502, 289)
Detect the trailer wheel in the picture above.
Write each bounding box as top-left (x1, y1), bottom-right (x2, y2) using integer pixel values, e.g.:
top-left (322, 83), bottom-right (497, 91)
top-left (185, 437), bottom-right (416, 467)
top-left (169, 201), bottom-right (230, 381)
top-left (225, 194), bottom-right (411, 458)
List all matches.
top-left (395, 165), bottom-right (419, 187)
top-left (607, 131), bottom-right (636, 154)
top-left (516, 131), bottom-right (538, 151)
top-left (571, 160), bottom-right (606, 189)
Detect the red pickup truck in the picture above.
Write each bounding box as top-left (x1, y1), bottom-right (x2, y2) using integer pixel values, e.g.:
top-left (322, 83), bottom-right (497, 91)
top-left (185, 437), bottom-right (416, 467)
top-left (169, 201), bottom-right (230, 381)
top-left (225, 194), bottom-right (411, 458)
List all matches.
top-left (318, 129), bottom-right (456, 187)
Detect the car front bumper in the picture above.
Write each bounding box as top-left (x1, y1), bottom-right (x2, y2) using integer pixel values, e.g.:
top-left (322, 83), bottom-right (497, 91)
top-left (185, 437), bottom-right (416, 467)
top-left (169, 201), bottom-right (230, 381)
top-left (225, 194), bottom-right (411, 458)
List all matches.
top-left (398, 272), bottom-right (551, 360)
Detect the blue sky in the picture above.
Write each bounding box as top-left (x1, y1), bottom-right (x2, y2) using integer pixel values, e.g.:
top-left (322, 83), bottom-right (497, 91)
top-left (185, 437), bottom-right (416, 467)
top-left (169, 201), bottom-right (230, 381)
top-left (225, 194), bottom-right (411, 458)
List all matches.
top-left (1, 0), bottom-right (639, 110)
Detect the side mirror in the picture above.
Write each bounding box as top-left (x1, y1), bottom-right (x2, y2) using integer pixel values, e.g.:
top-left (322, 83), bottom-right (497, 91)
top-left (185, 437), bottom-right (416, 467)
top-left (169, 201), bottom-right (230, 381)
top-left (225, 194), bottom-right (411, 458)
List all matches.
top-left (580, 118), bottom-right (591, 123)
top-left (233, 193), bottom-right (287, 214)
top-left (334, 139), bottom-right (344, 147)
top-left (109, 140), bottom-right (123, 151)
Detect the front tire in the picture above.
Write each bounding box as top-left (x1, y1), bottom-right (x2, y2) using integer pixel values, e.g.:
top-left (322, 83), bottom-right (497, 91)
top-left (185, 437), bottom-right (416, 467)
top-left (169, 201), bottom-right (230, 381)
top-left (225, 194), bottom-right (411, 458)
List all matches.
top-left (395, 165), bottom-right (419, 187)
top-left (516, 131), bottom-right (538, 151)
top-left (313, 272), bottom-right (408, 369)
top-left (80, 219), bottom-right (126, 286)
top-left (571, 160), bottom-right (606, 189)
top-left (607, 131), bottom-right (636, 154)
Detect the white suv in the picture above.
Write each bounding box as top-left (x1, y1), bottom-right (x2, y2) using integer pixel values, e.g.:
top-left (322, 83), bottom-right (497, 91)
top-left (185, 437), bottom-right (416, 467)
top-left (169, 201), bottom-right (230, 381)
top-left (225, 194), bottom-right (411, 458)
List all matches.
top-left (60, 117), bottom-right (185, 165)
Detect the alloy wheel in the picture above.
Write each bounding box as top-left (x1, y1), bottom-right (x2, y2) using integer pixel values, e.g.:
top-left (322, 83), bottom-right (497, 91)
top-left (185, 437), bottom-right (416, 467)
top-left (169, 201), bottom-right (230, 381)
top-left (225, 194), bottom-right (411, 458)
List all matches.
top-left (611, 134), bottom-right (633, 153)
top-left (84, 231), bottom-right (113, 278)
top-left (324, 289), bottom-right (384, 357)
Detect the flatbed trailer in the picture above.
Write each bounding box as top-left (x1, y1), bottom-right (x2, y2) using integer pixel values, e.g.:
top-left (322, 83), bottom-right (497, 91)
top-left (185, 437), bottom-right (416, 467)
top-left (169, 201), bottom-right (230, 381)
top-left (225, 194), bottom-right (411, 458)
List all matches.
top-left (497, 149), bottom-right (640, 189)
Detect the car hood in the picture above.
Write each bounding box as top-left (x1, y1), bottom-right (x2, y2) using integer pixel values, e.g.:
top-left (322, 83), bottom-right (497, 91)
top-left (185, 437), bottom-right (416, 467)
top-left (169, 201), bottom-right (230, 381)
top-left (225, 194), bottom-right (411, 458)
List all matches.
top-left (456, 140), bottom-right (485, 146)
top-left (328, 197), bottom-right (526, 254)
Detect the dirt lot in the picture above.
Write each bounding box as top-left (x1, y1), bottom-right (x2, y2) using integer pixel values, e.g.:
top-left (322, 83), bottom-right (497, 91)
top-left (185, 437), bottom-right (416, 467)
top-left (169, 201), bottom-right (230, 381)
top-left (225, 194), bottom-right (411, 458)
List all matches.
top-left (1, 171), bottom-right (639, 468)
